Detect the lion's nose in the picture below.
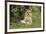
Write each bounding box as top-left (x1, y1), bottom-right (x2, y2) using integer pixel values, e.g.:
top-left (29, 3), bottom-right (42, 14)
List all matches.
top-left (28, 14), bottom-right (29, 15)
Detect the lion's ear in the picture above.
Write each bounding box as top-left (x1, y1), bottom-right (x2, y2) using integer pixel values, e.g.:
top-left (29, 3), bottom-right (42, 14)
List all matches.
top-left (31, 9), bottom-right (32, 11)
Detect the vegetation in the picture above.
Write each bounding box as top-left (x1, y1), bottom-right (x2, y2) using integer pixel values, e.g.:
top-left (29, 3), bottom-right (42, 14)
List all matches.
top-left (10, 5), bottom-right (41, 29)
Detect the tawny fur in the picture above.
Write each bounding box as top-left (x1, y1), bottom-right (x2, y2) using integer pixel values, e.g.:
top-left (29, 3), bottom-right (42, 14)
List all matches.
top-left (21, 8), bottom-right (32, 24)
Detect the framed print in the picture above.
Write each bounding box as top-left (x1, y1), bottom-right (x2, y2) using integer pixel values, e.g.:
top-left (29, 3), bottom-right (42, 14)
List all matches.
top-left (5, 1), bottom-right (44, 33)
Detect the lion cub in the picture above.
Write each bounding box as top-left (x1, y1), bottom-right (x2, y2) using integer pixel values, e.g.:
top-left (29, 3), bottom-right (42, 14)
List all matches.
top-left (21, 7), bottom-right (32, 24)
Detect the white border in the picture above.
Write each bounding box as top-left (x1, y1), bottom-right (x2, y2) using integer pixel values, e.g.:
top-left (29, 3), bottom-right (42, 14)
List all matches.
top-left (7, 2), bottom-right (43, 32)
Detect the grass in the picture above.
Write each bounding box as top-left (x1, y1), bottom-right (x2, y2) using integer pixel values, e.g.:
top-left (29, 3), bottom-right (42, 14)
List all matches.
top-left (10, 6), bottom-right (41, 29)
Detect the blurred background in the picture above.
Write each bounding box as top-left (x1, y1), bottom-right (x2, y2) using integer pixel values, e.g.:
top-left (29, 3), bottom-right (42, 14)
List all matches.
top-left (10, 5), bottom-right (41, 29)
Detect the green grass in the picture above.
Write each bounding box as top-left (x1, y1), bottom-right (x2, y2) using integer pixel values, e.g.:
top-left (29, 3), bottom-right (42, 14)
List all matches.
top-left (10, 12), bottom-right (41, 29)
top-left (10, 6), bottom-right (41, 29)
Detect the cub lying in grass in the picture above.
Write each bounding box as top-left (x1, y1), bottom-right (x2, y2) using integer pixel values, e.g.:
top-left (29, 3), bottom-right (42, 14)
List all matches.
top-left (21, 7), bottom-right (32, 24)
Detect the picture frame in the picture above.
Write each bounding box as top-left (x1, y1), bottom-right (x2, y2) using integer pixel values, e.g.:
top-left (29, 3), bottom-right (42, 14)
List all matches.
top-left (5, 1), bottom-right (44, 33)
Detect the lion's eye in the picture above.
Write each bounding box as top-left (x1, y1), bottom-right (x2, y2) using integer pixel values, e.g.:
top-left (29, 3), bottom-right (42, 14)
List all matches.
top-left (27, 12), bottom-right (28, 13)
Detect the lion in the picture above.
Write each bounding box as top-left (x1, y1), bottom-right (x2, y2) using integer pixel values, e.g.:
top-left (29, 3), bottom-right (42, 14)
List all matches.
top-left (20, 7), bottom-right (32, 24)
